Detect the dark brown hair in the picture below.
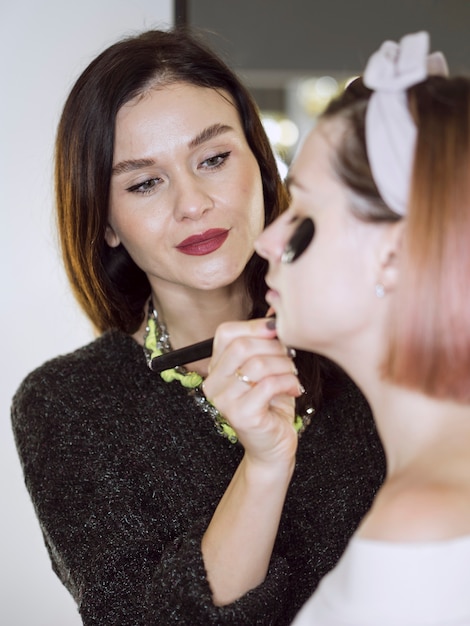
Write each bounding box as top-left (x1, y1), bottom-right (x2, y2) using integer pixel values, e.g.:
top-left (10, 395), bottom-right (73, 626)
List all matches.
top-left (55, 27), bottom-right (288, 335)
top-left (55, 27), bottom-right (329, 410)
top-left (322, 76), bottom-right (470, 402)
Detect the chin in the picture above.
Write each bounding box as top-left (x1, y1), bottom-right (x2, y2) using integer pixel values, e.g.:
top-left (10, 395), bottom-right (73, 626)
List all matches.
top-left (276, 318), bottom-right (307, 352)
top-left (195, 259), bottom-right (245, 289)
top-left (274, 317), bottom-right (291, 344)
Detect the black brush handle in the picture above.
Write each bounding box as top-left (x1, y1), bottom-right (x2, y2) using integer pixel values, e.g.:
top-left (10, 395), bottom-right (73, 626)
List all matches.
top-left (150, 338), bottom-right (214, 372)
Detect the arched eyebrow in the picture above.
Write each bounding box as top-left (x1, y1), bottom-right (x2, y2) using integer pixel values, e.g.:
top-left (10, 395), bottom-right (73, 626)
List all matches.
top-left (112, 124), bottom-right (235, 176)
top-left (188, 123), bottom-right (234, 149)
top-left (112, 158), bottom-right (155, 175)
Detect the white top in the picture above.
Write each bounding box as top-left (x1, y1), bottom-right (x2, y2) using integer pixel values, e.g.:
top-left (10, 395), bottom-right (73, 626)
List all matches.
top-left (292, 535), bottom-right (470, 626)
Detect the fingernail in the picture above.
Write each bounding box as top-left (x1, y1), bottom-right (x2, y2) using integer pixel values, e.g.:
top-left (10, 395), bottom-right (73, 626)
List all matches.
top-left (287, 347), bottom-right (296, 358)
top-left (266, 318), bottom-right (276, 330)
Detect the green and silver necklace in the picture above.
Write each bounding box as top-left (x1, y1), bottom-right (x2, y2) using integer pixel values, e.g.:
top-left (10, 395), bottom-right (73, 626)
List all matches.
top-left (143, 300), bottom-right (313, 444)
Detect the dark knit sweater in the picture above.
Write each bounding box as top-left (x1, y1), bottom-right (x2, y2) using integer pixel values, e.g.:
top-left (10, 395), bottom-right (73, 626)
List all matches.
top-left (11, 330), bottom-right (385, 625)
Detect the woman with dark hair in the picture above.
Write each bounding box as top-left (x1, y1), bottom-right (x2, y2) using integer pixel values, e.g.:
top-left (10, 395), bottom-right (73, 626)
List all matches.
top-left (205, 32), bottom-right (470, 625)
top-left (11, 28), bottom-right (385, 625)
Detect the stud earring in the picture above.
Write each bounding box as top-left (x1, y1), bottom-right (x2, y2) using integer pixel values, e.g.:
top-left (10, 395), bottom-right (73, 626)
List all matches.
top-left (375, 283), bottom-right (385, 298)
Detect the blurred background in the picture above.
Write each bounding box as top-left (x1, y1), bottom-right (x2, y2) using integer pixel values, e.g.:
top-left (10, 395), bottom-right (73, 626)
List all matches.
top-left (1, 1), bottom-right (469, 624)
top-left (189, 0), bottom-right (470, 171)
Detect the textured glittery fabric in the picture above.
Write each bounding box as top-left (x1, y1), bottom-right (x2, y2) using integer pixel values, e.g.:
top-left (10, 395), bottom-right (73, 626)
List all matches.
top-left (11, 330), bottom-right (385, 625)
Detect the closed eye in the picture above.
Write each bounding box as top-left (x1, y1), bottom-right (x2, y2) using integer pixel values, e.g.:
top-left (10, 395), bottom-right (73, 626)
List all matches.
top-left (127, 177), bottom-right (162, 195)
top-left (281, 217), bottom-right (315, 264)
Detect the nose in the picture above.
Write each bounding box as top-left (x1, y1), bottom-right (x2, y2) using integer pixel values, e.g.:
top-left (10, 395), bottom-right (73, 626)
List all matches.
top-left (172, 172), bottom-right (213, 221)
top-left (255, 217), bottom-right (286, 262)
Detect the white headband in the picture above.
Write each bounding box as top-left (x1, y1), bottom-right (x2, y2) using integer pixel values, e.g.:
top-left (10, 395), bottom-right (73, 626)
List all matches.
top-left (363, 31), bottom-right (448, 216)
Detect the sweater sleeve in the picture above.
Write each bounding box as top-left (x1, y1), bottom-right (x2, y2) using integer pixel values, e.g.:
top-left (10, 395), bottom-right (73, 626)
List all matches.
top-left (11, 361), bottom-right (293, 626)
top-left (72, 517), bottom-right (290, 625)
top-left (11, 335), bottom-right (386, 625)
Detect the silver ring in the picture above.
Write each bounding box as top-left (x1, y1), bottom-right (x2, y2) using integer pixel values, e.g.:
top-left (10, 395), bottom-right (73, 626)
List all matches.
top-left (235, 368), bottom-right (257, 387)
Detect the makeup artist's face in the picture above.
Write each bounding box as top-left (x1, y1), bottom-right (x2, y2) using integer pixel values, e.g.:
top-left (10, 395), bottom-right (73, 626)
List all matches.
top-left (107, 82), bottom-right (264, 294)
top-left (256, 121), bottom-right (383, 356)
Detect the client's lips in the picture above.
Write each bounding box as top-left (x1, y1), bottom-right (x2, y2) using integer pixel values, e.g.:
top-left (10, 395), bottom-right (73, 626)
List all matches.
top-left (176, 228), bottom-right (229, 256)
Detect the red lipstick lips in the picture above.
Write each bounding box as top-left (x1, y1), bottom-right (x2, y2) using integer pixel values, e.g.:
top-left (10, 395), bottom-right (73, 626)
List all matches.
top-left (176, 228), bottom-right (229, 256)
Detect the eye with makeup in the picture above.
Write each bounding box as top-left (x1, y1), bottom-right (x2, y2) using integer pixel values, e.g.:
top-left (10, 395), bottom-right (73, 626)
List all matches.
top-left (127, 177), bottom-right (162, 195)
top-left (281, 217), bottom-right (315, 264)
top-left (200, 150), bottom-right (231, 171)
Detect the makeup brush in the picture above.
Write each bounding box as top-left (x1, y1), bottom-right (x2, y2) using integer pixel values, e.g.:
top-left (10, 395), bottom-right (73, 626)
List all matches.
top-left (150, 338), bottom-right (214, 372)
top-left (150, 311), bottom-right (275, 373)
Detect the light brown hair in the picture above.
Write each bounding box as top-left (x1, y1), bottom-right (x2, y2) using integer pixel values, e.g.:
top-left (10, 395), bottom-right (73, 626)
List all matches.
top-left (322, 76), bottom-right (470, 402)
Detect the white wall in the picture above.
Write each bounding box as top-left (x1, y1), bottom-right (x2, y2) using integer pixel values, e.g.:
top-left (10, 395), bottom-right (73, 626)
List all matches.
top-left (1, 2), bottom-right (172, 624)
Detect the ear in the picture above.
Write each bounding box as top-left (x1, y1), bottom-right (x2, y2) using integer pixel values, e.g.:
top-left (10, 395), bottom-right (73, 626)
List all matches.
top-left (104, 224), bottom-right (120, 248)
top-left (377, 221), bottom-right (404, 293)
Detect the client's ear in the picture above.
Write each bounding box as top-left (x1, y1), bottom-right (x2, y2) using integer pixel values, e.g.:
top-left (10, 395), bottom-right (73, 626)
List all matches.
top-left (104, 224), bottom-right (121, 248)
top-left (377, 221), bottom-right (404, 293)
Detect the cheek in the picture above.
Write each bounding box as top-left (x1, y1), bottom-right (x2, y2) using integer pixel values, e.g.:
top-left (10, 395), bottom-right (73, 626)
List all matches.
top-left (107, 210), bottom-right (169, 274)
top-left (276, 241), bottom-right (340, 343)
top-left (237, 186), bottom-right (265, 241)
top-left (304, 244), bottom-right (370, 340)
top-left (310, 242), bottom-right (359, 313)
top-left (274, 264), bottom-right (314, 348)
top-left (276, 220), bottom-right (373, 349)
top-left (111, 202), bottom-right (161, 241)
top-left (251, 201), bottom-right (266, 236)
top-left (239, 161), bottom-right (265, 221)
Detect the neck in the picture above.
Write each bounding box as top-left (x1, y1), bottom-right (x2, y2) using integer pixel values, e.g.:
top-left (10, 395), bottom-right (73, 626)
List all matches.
top-left (357, 373), bottom-right (470, 477)
top-left (134, 278), bottom-right (253, 377)
top-left (156, 279), bottom-right (250, 346)
top-left (319, 323), bottom-right (470, 482)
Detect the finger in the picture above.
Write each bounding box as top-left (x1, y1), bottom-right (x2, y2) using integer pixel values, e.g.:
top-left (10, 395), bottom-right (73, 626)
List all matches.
top-left (205, 335), bottom-right (292, 401)
top-left (208, 367), bottom-right (302, 426)
top-left (218, 374), bottom-right (303, 433)
top-left (210, 318), bottom-right (278, 368)
top-left (233, 354), bottom-right (298, 387)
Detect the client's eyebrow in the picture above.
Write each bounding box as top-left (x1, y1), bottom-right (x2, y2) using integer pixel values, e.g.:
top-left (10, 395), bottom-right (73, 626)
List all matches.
top-left (285, 173), bottom-right (296, 190)
top-left (285, 173), bottom-right (307, 192)
top-left (112, 124), bottom-right (234, 176)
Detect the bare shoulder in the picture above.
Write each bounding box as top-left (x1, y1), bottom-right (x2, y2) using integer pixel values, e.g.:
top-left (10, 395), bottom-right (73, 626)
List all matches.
top-left (359, 479), bottom-right (470, 542)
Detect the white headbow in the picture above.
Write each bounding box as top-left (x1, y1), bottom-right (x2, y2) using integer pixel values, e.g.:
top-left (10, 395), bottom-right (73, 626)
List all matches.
top-left (363, 31), bottom-right (448, 215)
